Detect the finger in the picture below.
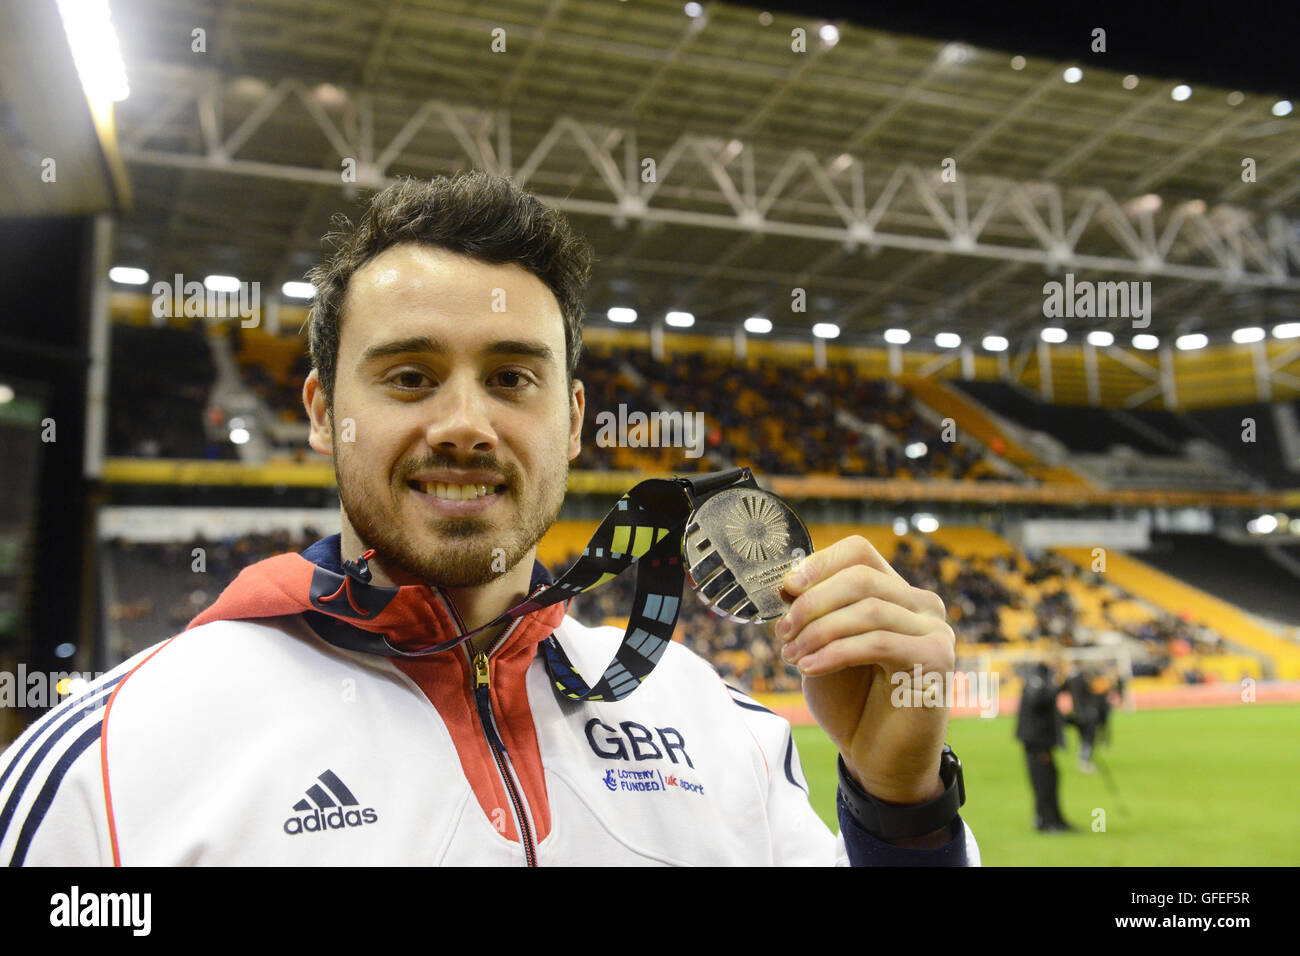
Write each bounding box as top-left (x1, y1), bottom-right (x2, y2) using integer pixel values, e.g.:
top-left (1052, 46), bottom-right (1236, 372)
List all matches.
top-left (784, 534), bottom-right (904, 597)
top-left (795, 630), bottom-right (911, 675)
top-left (777, 563), bottom-right (930, 642)
top-left (782, 597), bottom-right (933, 665)
top-left (798, 626), bottom-right (956, 676)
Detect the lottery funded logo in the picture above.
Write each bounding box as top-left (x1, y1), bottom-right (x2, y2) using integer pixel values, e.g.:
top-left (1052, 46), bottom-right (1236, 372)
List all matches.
top-left (602, 767), bottom-right (705, 795)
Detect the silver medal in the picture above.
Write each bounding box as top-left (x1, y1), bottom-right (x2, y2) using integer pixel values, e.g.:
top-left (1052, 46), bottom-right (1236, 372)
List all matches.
top-left (681, 486), bottom-right (814, 623)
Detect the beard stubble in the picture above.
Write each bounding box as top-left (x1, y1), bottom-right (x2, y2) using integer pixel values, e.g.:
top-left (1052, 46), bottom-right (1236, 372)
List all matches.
top-left (333, 442), bottom-right (568, 589)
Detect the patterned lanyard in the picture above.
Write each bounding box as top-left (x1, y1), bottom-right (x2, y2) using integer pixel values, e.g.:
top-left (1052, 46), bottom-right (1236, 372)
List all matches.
top-left (536, 468), bottom-right (752, 702)
top-left (322, 467), bottom-right (759, 702)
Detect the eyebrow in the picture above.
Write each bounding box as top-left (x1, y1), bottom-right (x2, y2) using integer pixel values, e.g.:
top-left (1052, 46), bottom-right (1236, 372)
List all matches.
top-left (360, 335), bottom-right (556, 366)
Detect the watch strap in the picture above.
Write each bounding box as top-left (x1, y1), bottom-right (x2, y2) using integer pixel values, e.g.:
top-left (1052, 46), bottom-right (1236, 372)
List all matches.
top-left (837, 745), bottom-right (965, 842)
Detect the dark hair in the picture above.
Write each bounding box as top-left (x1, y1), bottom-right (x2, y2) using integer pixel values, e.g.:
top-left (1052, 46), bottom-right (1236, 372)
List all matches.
top-left (305, 171), bottom-right (594, 412)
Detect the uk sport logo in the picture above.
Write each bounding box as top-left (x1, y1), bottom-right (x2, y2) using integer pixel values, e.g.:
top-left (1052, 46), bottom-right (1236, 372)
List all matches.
top-left (282, 769), bottom-right (379, 835)
top-left (663, 773), bottom-right (705, 795)
top-left (600, 767), bottom-right (706, 796)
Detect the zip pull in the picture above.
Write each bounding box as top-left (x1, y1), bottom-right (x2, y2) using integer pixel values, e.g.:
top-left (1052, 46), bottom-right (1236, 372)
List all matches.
top-left (472, 652), bottom-right (506, 753)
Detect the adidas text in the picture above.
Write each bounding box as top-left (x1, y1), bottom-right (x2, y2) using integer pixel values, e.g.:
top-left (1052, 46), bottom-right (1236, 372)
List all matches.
top-left (283, 807), bottom-right (378, 835)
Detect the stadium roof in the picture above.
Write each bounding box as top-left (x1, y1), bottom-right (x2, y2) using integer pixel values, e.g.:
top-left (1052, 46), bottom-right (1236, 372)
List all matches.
top-left (0, 1), bottom-right (131, 216)
top-left (105, 0), bottom-right (1300, 346)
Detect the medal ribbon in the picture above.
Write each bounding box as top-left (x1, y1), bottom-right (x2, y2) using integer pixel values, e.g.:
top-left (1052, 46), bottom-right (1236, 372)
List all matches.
top-left (327, 467), bottom-right (756, 702)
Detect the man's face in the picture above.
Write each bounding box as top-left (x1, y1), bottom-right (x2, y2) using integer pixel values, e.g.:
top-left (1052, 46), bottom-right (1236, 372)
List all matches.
top-left (304, 242), bottom-right (583, 588)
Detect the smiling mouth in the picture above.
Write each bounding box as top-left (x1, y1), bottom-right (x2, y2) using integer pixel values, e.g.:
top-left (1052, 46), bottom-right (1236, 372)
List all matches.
top-left (406, 480), bottom-right (507, 501)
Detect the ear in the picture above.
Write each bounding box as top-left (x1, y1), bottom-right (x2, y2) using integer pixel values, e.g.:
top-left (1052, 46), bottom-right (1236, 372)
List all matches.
top-left (568, 377), bottom-right (585, 462)
top-left (303, 368), bottom-right (333, 456)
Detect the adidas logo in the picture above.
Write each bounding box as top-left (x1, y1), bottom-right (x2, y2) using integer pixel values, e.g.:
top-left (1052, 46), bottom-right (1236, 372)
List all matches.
top-left (282, 770), bottom-right (379, 835)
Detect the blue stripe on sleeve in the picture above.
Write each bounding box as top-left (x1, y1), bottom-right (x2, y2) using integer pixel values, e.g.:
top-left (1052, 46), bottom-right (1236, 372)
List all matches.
top-left (0, 689), bottom-right (114, 847)
top-left (7, 722), bottom-right (103, 866)
top-left (0, 679), bottom-right (120, 797)
top-left (782, 733), bottom-right (808, 795)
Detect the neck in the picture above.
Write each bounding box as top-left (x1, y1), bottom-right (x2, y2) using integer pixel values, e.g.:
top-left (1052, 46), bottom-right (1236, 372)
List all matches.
top-left (441, 574), bottom-right (533, 656)
top-left (337, 523), bottom-right (538, 657)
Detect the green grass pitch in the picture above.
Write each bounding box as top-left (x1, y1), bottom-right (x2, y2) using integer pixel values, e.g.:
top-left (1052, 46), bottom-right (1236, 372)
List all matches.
top-left (792, 702), bottom-right (1300, 865)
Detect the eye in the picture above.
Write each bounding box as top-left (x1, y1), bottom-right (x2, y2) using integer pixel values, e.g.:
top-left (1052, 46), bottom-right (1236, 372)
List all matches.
top-left (387, 370), bottom-right (432, 390)
top-left (492, 368), bottom-right (535, 390)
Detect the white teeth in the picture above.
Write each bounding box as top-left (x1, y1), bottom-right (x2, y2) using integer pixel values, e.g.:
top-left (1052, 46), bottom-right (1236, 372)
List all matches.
top-left (419, 481), bottom-right (496, 500)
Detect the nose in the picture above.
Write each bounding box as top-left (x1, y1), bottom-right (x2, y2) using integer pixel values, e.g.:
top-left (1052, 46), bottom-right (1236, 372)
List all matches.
top-left (423, 371), bottom-right (498, 454)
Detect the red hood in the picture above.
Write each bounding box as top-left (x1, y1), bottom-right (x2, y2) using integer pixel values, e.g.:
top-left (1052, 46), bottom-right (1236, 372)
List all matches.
top-left (182, 538), bottom-right (575, 849)
top-left (185, 550), bottom-right (568, 656)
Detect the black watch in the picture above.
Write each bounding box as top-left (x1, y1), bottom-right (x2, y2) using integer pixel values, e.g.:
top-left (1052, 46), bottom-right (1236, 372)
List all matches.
top-left (837, 744), bottom-right (965, 842)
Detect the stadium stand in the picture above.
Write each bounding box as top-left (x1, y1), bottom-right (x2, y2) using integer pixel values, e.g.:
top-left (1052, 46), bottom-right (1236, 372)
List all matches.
top-left (118, 323), bottom-right (1300, 501)
top-left (1053, 545), bottom-right (1300, 679)
top-left (954, 379), bottom-right (1184, 455)
top-left (102, 530), bottom-right (321, 661)
top-left (232, 325), bottom-right (313, 429)
top-left (898, 375), bottom-right (1087, 485)
top-left (94, 319), bottom-right (1300, 692)
top-left (949, 379), bottom-right (1267, 491)
top-left (96, 318), bottom-right (1300, 699)
top-left (107, 323), bottom-right (236, 460)
top-left (99, 518), bottom-right (1260, 690)
top-left (218, 328), bottom-right (1018, 481)
top-left (1178, 401), bottom-right (1300, 488)
top-left (552, 527), bottom-right (1254, 689)
top-left (615, 350), bottom-right (1007, 480)
top-left (1136, 533), bottom-right (1300, 628)
top-left (949, 379), bottom-right (1300, 490)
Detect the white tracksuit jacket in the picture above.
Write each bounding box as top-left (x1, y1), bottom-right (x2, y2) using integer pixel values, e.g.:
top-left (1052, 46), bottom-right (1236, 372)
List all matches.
top-left (0, 539), bottom-right (979, 866)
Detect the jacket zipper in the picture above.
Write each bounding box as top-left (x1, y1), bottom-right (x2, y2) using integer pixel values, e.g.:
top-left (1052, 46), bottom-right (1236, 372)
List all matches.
top-left (465, 626), bottom-right (538, 867)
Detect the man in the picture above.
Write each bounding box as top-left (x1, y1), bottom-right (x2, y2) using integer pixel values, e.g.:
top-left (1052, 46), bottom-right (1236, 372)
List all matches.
top-left (1063, 665), bottom-right (1104, 773)
top-left (1016, 661), bottom-right (1073, 832)
top-left (0, 172), bottom-right (977, 865)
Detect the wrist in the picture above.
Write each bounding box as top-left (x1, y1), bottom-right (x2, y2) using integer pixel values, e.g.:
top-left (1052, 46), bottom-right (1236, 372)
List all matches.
top-left (846, 761), bottom-right (946, 805)
top-left (837, 746), bottom-right (965, 842)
